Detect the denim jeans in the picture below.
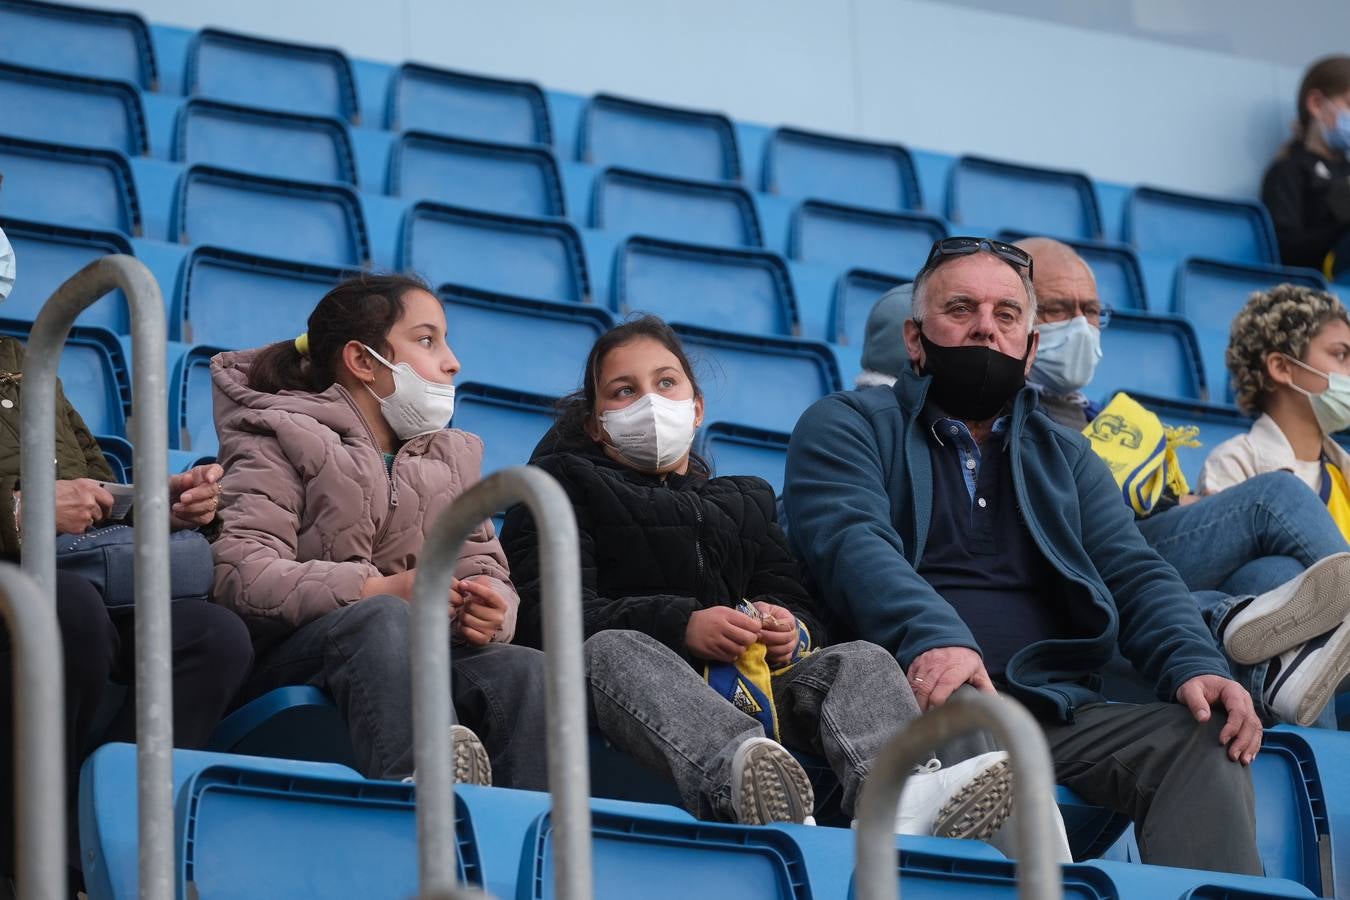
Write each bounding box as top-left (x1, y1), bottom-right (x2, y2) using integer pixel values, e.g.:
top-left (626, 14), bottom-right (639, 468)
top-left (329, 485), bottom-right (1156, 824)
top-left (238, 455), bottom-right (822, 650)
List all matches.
top-left (245, 594), bottom-right (549, 788)
top-left (584, 629), bottom-right (920, 820)
top-left (1136, 471), bottom-right (1349, 725)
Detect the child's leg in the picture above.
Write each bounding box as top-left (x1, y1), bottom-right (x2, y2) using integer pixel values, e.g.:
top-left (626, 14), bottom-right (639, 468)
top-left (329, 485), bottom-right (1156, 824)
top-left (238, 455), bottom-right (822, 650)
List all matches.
top-left (585, 629), bottom-right (764, 820)
top-left (451, 642), bottom-right (549, 790)
top-left (771, 640), bottom-right (920, 817)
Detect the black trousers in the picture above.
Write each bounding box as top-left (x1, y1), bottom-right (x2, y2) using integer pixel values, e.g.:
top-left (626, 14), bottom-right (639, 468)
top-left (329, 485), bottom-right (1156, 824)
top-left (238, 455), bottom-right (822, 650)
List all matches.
top-left (0, 572), bottom-right (253, 882)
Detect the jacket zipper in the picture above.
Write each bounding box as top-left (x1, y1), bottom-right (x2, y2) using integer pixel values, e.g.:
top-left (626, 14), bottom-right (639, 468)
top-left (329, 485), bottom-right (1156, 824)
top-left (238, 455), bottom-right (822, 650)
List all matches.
top-left (336, 388), bottom-right (399, 548)
top-left (692, 503), bottom-right (706, 584)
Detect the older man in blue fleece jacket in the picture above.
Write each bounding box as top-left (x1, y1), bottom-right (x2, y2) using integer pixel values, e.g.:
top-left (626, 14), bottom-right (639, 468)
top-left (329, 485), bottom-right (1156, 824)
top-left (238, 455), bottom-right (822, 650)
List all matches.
top-left (783, 237), bottom-right (1263, 875)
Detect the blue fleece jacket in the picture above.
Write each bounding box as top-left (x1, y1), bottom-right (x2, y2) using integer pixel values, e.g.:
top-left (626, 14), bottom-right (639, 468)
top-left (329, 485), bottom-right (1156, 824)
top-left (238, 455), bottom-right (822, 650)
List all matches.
top-left (782, 371), bottom-right (1231, 722)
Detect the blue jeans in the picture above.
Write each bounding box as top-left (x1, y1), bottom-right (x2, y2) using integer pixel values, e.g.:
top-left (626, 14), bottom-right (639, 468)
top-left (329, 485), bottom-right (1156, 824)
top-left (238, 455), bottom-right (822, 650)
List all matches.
top-left (1136, 471), bottom-right (1349, 724)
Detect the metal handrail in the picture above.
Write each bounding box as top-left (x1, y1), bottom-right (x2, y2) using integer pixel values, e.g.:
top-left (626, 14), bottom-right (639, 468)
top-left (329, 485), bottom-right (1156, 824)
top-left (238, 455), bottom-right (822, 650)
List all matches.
top-left (0, 564), bottom-right (66, 900)
top-left (854, 692), bottom-right (1063, 900)
top-left (410, 466), bottom-right (591, 899)
top-left (19, 255), bottom-right (174, 900)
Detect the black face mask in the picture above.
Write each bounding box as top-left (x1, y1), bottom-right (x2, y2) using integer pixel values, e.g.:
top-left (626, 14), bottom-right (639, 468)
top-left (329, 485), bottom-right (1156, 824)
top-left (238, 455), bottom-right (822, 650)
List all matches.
top-left (917, 330), bottom-right (1031, 421)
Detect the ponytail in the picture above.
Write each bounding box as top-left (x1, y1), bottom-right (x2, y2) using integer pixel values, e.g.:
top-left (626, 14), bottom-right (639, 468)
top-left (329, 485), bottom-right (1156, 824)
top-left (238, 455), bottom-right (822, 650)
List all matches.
top-left (247, 339), bottom-right (321, 394)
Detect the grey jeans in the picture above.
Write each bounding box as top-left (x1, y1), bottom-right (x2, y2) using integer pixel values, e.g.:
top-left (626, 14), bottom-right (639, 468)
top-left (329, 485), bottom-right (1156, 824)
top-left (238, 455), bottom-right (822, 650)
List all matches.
top-left (584, 629), bottom-right (921, 820)
top-left (246, 594), bottom-right (549, 789)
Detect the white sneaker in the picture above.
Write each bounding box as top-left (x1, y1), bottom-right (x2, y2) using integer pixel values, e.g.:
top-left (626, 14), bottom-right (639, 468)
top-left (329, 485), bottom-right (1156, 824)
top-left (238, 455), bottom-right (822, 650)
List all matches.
top-left (893, 751), bottom-right (1013, 840)
top-left (729, 737), bottom-right (814, 825)
top-left (1224, 552), bottom-right (1350, 665)
top-left (1264, 619), bottom-right (1350, 726)
top-left (401, 724), bottom-right (493, 786)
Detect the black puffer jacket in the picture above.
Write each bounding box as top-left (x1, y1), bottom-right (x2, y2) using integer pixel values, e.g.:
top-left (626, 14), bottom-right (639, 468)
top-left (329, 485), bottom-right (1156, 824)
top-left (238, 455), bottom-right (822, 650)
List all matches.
top-left (502, 432), bottom-right (825, 660)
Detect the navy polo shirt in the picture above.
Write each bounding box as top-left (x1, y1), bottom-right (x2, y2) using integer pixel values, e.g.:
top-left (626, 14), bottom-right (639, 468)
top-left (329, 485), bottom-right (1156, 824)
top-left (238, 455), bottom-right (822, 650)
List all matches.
top-left (915, 405), bottom-right (1068, 679)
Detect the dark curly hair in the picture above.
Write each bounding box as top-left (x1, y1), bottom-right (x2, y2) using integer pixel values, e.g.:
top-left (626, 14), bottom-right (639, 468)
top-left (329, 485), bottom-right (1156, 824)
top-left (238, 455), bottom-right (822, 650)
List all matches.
top-left (1226, 283), bottom-right (1349, 413)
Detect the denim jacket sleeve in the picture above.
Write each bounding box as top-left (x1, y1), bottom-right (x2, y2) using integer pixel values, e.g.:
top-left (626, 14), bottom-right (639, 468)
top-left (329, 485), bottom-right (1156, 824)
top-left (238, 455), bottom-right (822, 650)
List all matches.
top-left (783, 394), bottom-right (979, 669)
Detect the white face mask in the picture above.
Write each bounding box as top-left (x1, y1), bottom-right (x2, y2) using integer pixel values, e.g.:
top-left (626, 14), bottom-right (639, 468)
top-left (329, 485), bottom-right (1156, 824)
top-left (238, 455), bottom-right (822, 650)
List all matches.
top-left (599, 392), bottom-right (697, 471)
top-left (361, 344), bottom-right (456, 440)
top-left (1030, 315), bottom-right (1102, 395)
top-left (1285, 354), bottom-right (1350, 434)
top-left (0, 227), bottom-right (14, 303)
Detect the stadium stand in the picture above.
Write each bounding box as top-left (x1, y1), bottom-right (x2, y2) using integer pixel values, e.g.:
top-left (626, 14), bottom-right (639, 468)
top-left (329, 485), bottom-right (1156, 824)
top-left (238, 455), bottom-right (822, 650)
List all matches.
top-left (0, 217), bottom-right (134, 331)
top-left (831, 269), bottom-right (908, 347)
top-left (386, 62), bottom-right (554, 146)
top-left (694, 422), bottom-right (791, 494)
top-left (451, 383), bottom-right (559, 477)
top-left (0, 134), bottom-right (141, 236)
top-left (185, 28), bottom-right (360, 123)
top-left (1125, 185), bottom-right (1279, 267)
top-left (0, 61), bottom-right (148, 156)
top-left (948, 155), bottom-right (1103, 241)
top-left (173, 98), bottom-right (358, 185)
top-left (591, 167), bottom-right (763, 248)
top-left (762, 127), bottom-right (922, 212)
top-left (169, 343), bottom-right (223, 456)
top-left (0, 0), bottom-right (157, 88)
top-left (579, 93), bottom-right (742, 182)
top-left (789, 200), bottom-right (945, 275)
top-left (0, 317), bottom-right (130, 438)
top-left (1086, 311), bottom-right (1207, 403)
top-left (388, 131), bottom-right (565, 218)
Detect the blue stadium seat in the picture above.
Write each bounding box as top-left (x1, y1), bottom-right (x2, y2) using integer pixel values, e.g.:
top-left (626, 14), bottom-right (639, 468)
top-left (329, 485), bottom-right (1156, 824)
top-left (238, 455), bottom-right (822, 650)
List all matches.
top-left (1174, 257), bottom-right (1329, 403)
top-left (441, 286), bottom-right (613, 397)
top-left (831, 269), bottom-right (909, 347)
top-left (0, 62), bottom-right (147, 156)
top-left (1086, 311), bottom-right (1206, 402)
top-left (998, 231), bottom-right (1149, 312)
top-left (96, 433), bottom-right (133, 483)
top-left (762, 127), bottom-right (921, 212)
top-left (402, 202), bottom-right (589, 304)
top-left (789, 200), bottom-right (945, 275)
top-left (1127, 393), bottom-right (1253, 487)
top-left (0, 217), bottom-right (134, 332)
top-left (0, 0), bottom-right (157, 89)
top-left (0, 135), bottom-right (140, 235)
top-left (674, 325), bottom-right (841, 434)
top-left (388, 132), bottom-right (564, 218)
top-left (579, 93), bottom-right (741, 182)
top-left (386, 63), bottom-right (552, 146)
top-left (451, 383), bottom-right (558, 477)
top-left (1125, 185), bottom-right (1278, 266)
top-left (695, 422), bottom-right (790, 494)
top-left (174, 245), bottom-right (355, 346)
top-left (0, 317), bottom-right (129, 437)
top-left (186, 27), bottom-right (359, 123)
top-left (170, 344), bottom-right (222, 455)
top-left (208, 686), bottom-right (355, 766)
top-left (948, 155), bottom-right (1102, 240)
top-left (173, 98), bottom-right (357, 186)
top-left (592, 167), bottom-right (762, 248)
top-left (171, 164), bottom-right (370, 267)
top-left (615, 236), bottom-right (800, 337)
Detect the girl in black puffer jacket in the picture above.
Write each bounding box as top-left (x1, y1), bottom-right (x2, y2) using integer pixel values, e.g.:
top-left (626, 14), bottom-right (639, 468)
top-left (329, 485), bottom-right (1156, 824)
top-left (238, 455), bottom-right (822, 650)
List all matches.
top-left (502, 316), bottom-right (1013, 834)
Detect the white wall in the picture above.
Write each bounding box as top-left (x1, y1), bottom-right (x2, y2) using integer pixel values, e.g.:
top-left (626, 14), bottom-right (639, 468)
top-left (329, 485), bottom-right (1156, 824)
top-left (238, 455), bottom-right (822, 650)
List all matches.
top-left (87, 0), bottom-right (1321, 199)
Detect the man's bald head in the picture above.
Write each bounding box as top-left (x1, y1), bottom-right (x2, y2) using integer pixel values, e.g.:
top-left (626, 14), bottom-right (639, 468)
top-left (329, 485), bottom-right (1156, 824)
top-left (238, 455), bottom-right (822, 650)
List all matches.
top-left (1013, 237), bottom-right (1100, 326)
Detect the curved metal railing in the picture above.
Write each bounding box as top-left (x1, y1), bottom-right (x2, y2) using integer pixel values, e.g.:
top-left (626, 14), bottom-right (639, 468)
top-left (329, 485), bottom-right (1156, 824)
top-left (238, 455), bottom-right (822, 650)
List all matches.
top-left (854, 692), bottom-right (1064, 900)
top-left (410, 466), bottom-right (591, 900)
top-left (19, 255), bottom-right (174, 900)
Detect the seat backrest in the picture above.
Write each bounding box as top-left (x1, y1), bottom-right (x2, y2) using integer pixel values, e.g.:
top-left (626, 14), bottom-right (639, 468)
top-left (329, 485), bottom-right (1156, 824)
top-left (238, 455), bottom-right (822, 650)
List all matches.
top-left (0, 317), bottom-right (129, 437)
top-left (172, 165), bottom-right (369, 267)
top-left (1125, 185), bottom-right (1277, 266)
top-left (0, 217), bottom-right (133, 332)
top-left (1087, 311), bottom-right (1206, 402)
top-left (1174, 257), bottom-right (1328, 403)
top-left (0, 0), bottom-right (156, 88)
top-left (0, 135), bottom-right (140, 235)
top-left (0, 61), bottom-right (147, 156)
top-left (387, 63), bottom-right (552, 146)
top-left (173, 98), bottom-right (356, 185)
top-left (171, 345), bottom-right (222, 454)
top-left (948, 155), bottom-right (1102, 240)
top-left (175, 246), bottom-right (356, 346)
top-left (789, 200), bottom-right (945, 275)
top-left (695, 422), bottom-right (791, 494)
top-left (388, 132), bottom-right (564, 218)
top-left (1128, 393), bottom-right (1254, 486)
top-left (592, 167), bottom-right (761, 248)
top-left (762, 127), bottom-right (920, 212)
top-left (402, 202), bottom-right (589, 305)
top-left (441, 287), bottom-right (613, 397)
top-left (615, 237), bottom-right (798, 337)
top-left (831, 269), bottom-right (909, 347)
top-left (450, 383), bottom-right (558, 477)
top-left (675, 325), bottom-right (841, 434)
top-left (580, 94), bottom-right (741, 182)
top-left (186, 27), bottom-right (359, 123)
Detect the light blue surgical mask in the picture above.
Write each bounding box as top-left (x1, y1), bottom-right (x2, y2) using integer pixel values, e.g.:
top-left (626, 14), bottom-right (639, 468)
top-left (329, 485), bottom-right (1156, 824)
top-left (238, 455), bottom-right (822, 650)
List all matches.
top-left (1030, 315), bottom-right (1101, 395)
top-left (1324, 108), bottom-right (1350, 153)
top-left (0, 227), bottom-right (14, 303)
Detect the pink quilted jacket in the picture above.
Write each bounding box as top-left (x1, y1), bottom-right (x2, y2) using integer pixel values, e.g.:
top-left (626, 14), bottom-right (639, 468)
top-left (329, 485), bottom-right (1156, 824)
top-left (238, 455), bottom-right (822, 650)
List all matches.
top-left (209, 348), bottom-right (516, 647)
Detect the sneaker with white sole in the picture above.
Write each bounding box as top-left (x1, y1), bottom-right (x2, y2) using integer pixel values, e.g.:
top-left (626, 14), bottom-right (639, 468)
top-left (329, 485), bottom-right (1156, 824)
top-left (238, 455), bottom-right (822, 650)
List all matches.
top-left (1223, 552), bottom-right (1350, 665)
top-left (402, 724), bottom-right (493, 786)
top-left (729, 737), bottom-right (814, 825)
top-left (892, 751), bottom-right (1013, 840)
top-left (1263, 619), bottom-right (1350, 726)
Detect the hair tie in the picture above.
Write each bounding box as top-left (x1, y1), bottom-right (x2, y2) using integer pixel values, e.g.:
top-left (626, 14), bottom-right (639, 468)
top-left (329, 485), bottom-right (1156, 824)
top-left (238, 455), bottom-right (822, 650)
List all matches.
top-left (294, 333), bottom-right (310, 356)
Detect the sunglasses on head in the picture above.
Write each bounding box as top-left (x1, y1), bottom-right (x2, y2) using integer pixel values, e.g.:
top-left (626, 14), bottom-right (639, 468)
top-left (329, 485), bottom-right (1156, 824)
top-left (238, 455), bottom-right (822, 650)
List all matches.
top-left (920, 237), bottom-right (1034, 281)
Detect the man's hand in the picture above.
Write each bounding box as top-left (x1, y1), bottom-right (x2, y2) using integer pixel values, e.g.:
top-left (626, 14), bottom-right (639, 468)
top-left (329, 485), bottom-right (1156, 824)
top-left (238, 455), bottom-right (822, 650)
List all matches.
top-left (1176, 674), bottom-right (1263, 764)
top-left (906, 646), bottom-right (996, 712)
top-left (752, 600), bottom-right (799, 665)
top-left (685, 607), bottom-right (762, 662)
top-left (453, 577), bottom-right (509, 646)
top-left (169, 463), bottom-right (224, 530)
top-left (54, 478), bottom-right (114, 535)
